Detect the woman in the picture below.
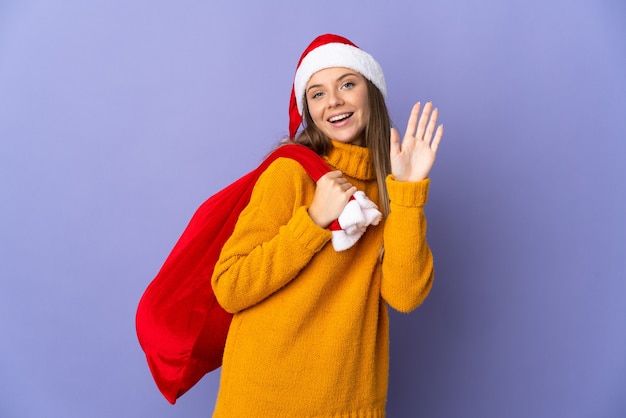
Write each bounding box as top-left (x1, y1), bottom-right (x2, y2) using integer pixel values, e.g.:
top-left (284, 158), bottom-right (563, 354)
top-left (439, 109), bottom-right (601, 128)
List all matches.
top-left (211, 33), bottom-right (443, 417)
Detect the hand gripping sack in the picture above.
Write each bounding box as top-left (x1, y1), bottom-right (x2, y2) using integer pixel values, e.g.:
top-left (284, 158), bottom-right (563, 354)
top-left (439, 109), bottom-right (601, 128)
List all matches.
top-left (135, 144), bottom-right (331, 404)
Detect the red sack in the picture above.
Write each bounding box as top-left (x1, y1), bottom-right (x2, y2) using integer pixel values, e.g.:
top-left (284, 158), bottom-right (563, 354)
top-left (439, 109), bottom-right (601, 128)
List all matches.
top-left (136, 144), bottom-right (330, 404)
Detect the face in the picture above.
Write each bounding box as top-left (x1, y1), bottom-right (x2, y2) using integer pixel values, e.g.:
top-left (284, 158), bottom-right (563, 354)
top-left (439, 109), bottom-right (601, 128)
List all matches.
top-left (305, 67), bottom-right (370, 146)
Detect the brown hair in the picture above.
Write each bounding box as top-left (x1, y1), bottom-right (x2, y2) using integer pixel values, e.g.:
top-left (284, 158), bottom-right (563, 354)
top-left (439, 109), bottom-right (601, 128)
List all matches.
top-left (291, 78), bottom-right (392, 218)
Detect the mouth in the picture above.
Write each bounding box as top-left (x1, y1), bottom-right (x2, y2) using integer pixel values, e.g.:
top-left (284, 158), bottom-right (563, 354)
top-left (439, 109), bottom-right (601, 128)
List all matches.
top-left (328, 112), bottom-right (353, 123)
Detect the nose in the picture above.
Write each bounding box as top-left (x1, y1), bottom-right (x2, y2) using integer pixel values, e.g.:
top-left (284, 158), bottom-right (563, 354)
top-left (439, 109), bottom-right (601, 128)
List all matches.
top-left (327, 90), bottom-right (344, 107)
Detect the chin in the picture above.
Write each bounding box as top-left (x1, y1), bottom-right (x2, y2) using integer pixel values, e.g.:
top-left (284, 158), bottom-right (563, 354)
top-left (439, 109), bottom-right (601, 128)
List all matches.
top-left (326, 129), bottom-right (364, 146)
top-left (339, 135), bottom-right (364, 146)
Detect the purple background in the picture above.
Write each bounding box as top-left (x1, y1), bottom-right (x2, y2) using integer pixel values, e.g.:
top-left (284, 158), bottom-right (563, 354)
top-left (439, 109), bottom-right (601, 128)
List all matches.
top-left (1, 1), bottom-right (625, 417)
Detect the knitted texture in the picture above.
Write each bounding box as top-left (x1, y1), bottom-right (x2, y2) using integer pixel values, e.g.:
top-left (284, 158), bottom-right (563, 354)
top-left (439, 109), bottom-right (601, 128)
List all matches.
top-left (211, 141), bottom-right (433, 417)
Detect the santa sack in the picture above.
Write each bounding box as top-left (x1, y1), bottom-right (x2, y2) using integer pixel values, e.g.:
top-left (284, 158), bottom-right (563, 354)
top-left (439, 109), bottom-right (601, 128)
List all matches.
top-left (135, 144), bottom-right (334, 404)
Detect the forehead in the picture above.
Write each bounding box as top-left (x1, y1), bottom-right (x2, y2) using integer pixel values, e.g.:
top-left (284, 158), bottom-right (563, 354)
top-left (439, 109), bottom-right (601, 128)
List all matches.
top-left (306, 67), bottom-right (364, 86)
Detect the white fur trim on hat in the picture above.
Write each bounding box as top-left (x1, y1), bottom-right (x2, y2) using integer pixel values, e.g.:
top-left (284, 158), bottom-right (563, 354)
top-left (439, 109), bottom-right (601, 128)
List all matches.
top-left (294, 43), bottom-right (386, 115)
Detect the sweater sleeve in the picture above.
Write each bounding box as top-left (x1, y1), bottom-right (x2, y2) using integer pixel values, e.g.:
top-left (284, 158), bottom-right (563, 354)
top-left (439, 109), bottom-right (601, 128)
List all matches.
top-left (381, 175), bottom-right (434, 313)
top-left (211, 158), bottom-right (332, 314)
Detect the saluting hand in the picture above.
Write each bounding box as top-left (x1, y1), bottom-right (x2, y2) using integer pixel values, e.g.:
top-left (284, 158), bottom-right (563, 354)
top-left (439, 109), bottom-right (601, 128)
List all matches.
top-left (390, 101), bottom-right (444, 182)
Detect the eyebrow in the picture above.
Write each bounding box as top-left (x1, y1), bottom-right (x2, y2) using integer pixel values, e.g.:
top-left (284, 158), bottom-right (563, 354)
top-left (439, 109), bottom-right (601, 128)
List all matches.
top-left (306, 72), bottom-right (359, 93)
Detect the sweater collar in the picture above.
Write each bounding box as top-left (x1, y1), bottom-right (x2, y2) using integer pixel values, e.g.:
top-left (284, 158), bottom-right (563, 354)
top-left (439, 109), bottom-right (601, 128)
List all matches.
top-left (324, 140), bottom-right (375, 181)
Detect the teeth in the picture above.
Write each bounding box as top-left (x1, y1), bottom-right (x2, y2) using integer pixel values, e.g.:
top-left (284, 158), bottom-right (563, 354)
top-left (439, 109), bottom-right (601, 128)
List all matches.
top-left (329, 113), bottom-right (351, 123)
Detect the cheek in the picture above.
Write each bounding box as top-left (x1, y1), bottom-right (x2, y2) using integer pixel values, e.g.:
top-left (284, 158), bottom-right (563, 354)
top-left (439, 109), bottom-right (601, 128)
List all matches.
top-left (308, 104), bottom-right (325, 125)
top-left (357, 102), bottom-right (370, 125)
top-left (353, 90), bottom-right (369, 118)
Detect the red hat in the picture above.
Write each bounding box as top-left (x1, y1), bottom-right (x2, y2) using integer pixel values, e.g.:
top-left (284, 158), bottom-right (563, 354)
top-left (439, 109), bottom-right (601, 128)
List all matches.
top-left (288, 34), bottom-right (387, 139)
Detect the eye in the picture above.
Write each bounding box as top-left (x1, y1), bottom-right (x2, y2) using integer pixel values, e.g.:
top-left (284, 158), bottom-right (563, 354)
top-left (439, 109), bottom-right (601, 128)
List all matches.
top-left (341, 81), bottom-right (355, 89)
top-left (309, 90), bottom-right (324, 100)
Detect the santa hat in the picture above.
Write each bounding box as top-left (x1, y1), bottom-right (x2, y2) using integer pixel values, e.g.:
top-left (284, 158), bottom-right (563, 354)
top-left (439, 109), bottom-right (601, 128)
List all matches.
top-left (288, 34), bottom-right (387, 139)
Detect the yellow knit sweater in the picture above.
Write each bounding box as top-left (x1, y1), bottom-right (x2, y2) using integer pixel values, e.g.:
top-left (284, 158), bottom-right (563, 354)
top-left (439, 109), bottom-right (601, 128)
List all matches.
top-left (211, 141), bottom-right (433, 417)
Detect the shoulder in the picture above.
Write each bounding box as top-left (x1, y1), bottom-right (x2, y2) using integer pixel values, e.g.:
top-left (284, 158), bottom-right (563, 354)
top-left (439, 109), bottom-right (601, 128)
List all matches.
top-left (258, 156), bottom-right (313, 184)
top-left (242, 156), bottom-right (316, 222)
top-left (249, 156), bottom-right (316, 204)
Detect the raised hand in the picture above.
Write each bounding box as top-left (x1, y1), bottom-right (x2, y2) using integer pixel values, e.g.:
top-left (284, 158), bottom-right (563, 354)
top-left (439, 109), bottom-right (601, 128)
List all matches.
top-left (308, 170), bottom-right (357, 228)
top-left (390, 101), bottom-right (444, 182)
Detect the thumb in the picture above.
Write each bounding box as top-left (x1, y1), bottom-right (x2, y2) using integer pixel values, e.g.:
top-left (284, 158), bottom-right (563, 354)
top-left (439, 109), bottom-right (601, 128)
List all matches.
top-left (390, 127), bottom-right (401, 159)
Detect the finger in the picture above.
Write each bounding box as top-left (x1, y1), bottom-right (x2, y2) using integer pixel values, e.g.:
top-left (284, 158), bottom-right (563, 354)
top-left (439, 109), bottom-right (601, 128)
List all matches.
top-left (431, 124), bottom-right (444, 153)
top-left (326, 170), bottom-right (343, 179)
top-left (405, 102), bottom-right (421, 138)
top-left (415, 101), bottom-right (433, 140)
top-left (318, 170), bottom-right (342, 184)
top-left (424, 107), bottom-right (439, 144)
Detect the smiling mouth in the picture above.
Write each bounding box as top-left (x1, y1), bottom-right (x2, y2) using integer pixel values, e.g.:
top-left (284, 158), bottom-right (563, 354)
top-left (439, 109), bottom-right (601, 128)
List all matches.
top-left (328, 113), bottom-right (353, 123)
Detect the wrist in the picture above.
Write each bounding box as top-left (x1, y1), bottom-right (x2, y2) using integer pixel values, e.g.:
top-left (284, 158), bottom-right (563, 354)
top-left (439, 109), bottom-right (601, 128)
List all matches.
top-left (307, 207), bottom-right (331, 229)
